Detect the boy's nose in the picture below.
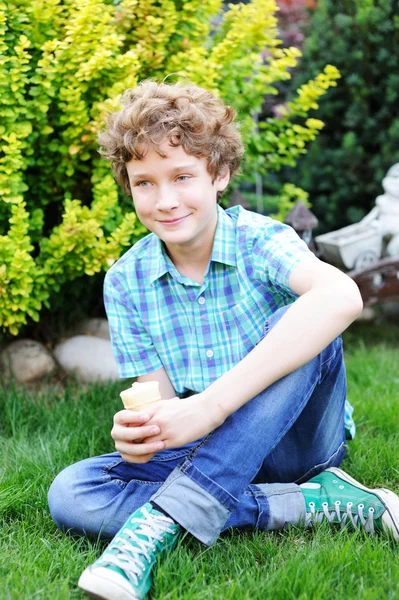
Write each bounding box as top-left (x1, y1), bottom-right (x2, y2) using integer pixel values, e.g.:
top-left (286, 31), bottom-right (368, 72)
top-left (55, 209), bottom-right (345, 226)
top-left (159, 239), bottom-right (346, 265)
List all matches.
top-left (156, 188), bottom-right (179, 211)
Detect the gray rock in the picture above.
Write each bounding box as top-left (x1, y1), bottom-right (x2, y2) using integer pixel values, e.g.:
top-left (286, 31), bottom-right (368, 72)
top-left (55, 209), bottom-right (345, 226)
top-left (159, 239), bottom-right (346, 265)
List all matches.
top-left (69, 318), bottom-right (111, 340)
top-left (54, 335), bottom-right (120, 382)
top-left (0, 339), bottom-right (56, 383)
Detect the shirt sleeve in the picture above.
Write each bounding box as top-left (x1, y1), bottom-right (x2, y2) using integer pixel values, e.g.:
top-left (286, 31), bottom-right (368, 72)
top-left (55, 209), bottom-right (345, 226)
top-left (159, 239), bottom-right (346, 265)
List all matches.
top-left (254, 220), bottom-right (317, 296)
top-left (103, 271), bottom-right (163, 378)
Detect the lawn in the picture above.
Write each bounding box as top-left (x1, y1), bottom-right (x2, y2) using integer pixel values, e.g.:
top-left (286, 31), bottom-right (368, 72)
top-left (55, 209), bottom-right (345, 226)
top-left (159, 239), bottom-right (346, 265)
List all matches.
top-left (1, 320), bottom-right (399, 600)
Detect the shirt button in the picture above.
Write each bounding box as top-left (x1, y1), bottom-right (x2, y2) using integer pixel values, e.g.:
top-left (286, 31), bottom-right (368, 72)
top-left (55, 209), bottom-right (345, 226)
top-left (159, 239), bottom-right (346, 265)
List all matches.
top-left (198, 296), bottom-right (205, 305)
top-left (206, 350), bottom-right (214, 358)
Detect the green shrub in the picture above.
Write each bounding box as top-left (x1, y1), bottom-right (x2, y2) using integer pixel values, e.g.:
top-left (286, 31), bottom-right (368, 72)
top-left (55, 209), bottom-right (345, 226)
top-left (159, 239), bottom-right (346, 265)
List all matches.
top-left (0, 0), bottom-right (339, 336)
top-left (283, 0), bottom-right (399, 232)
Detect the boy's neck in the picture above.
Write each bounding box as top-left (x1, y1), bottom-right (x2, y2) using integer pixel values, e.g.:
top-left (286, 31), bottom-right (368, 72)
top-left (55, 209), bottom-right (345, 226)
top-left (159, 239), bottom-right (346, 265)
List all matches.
top-left (161, 206), bottom-right (219, 284)
top-left (165, 239), bottom-right (213, 285)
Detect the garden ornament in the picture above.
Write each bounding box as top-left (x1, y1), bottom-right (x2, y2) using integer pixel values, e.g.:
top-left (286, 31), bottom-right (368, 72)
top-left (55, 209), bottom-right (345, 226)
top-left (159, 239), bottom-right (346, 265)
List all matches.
top-left (284, 201), bottom-right (318, 251)
top-left (315, 163), bottom-right (399, 270)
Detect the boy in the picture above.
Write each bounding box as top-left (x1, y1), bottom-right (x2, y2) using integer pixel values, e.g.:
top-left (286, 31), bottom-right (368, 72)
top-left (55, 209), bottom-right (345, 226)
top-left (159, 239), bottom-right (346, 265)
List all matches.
top-left (48, 81), bottom-right (399, 600)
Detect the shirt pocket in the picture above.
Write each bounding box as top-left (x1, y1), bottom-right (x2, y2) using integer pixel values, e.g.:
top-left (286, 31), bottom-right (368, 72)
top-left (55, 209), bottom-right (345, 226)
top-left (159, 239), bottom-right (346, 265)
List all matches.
top-left (222, 294), bottom-right (267, 354)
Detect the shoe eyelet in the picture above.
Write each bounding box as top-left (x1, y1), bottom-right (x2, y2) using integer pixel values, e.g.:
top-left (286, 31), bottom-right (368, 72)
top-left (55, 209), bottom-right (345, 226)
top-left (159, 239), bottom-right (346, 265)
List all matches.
top-left (347, 502), bottom-right (353, 508)
top-left (339, 485), bottom-right (344, 489)
top-left (369, 507), bottom-right (375, 513)
top-left (322, 502), bottom-right (328, 508)
top-left (309, 501), bottom-right (315, 508)
top-left (335, 501), bottom-right (341, 506)
top-left (358, 503), bottom-right (364, 509)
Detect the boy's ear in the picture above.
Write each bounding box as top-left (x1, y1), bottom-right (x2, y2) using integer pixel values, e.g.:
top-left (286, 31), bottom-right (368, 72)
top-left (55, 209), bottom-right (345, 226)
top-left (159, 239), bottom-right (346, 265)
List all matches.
top-left (215, 166), bottom-right (230, 192)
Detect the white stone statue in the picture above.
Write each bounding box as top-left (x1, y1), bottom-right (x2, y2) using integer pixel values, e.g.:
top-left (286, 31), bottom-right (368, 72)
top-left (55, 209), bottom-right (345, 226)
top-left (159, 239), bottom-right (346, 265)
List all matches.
top-left (375, 163), bottom-right (399, 239)
top-left (315, 163), bottom-right (399, 268)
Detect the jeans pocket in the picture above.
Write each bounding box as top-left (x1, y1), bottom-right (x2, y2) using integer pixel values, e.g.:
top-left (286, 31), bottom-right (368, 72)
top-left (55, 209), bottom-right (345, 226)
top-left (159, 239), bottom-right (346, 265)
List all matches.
top-left (104, 446), bottom-right (197, 489)
top-left (151, 446), bottom-right (197, 462)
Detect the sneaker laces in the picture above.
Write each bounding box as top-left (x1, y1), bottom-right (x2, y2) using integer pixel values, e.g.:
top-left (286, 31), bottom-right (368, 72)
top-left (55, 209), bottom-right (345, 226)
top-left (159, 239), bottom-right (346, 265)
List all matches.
top-left (305, 500), bottom-right (376, 534)
top-left (103, 507), bottom-right (178, 584)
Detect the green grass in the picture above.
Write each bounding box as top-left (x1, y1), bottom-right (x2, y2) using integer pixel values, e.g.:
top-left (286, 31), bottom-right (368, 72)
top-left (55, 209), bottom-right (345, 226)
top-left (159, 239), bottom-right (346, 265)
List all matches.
top-left (1, 322), bottom-right (399, 600)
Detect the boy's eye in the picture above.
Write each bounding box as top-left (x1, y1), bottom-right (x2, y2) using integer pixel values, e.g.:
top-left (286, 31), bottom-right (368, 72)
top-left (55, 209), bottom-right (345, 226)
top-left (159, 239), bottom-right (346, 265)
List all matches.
top-left (136, 181), bottom-right (151, 187)
top-left (176, 175), bottom-right (190, 182)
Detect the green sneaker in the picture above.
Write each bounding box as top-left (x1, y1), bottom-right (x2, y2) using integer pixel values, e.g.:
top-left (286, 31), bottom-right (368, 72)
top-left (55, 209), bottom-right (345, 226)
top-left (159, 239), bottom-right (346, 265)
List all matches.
top-left (300, 468), bottom-right (399, 540)
top-left (78, 503), bottom-right (181, 600)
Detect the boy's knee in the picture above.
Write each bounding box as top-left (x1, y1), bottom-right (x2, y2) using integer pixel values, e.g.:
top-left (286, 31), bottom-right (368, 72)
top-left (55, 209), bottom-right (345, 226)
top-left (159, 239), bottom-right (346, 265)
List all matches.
top-left (48, 459), bottom-right (136, 540)
top-left (48, 463), bottom-right (89, 535)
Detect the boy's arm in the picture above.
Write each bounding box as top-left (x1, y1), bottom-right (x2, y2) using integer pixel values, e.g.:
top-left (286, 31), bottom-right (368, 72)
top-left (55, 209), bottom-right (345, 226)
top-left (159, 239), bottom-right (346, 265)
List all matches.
top-left (134, 257), bottom-right (363, 453)
top-left (137, 367), bottom-right (176, 400)
top-left (203, 258), bottom-right (363, 423)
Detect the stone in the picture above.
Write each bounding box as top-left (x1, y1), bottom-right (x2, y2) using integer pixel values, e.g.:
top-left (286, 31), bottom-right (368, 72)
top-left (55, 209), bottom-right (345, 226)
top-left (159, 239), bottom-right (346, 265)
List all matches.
top-left (70, 318), bottom-right (111, 340)
top-left (54, 335), bottom-right (120, 382)
top-left (0, 339), bottom-right (56, 383)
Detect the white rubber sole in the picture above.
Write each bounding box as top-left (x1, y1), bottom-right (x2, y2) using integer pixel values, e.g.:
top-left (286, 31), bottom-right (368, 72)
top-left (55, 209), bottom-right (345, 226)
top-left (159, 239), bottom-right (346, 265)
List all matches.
top-left (78, 567), bottom-right (140, 600)
top-left (327, 467), bottom-right (399, 541)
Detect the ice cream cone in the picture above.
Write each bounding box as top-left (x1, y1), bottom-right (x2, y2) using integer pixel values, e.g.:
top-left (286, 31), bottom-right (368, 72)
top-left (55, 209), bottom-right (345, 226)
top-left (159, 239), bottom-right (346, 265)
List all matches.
top-left (120, 381), bottom-right (161, 411)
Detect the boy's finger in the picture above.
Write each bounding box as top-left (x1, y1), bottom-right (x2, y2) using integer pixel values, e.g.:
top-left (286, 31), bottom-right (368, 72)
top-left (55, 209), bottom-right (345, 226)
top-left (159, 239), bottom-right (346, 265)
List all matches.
top-left (114, 409), bottom-right (151, 425)
top-left (141, 433), bottom-right (163, 444)
top-left (120, 452), bottom-right (157, 464)
top-left (115, 440), bottom-right (165, 456)
top-left (112, 424), bottom-right (160, 442)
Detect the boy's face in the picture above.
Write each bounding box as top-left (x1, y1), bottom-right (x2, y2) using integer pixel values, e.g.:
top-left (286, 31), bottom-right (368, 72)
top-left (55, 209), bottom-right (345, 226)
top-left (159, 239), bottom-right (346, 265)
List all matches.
top-left (126, 143), bottom-right (229, 256)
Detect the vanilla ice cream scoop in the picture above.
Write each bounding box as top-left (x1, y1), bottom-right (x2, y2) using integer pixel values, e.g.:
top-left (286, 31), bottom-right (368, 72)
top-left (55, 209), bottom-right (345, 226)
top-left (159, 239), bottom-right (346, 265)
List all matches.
top-left (120, 381), bottom-right (161, 411)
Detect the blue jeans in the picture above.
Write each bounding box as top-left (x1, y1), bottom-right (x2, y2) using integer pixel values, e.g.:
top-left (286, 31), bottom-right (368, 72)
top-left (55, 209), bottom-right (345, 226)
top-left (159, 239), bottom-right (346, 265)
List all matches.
top-left (48, 306), bottom-right (347, 546)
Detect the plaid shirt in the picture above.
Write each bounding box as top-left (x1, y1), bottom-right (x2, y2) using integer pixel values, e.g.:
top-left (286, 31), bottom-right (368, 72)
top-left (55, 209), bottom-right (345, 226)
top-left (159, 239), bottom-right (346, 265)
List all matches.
top-left (104, 205), bottom-right (316, 391)
top-left (104, 205), bottom-right (355, 438)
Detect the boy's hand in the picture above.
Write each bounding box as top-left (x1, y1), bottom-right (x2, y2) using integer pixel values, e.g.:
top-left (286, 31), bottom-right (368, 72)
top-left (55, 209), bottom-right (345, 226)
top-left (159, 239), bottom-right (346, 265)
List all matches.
top-left (111, 410), bottom-right (166, 463)
top-left (141, 393), bottom-right (225, 449)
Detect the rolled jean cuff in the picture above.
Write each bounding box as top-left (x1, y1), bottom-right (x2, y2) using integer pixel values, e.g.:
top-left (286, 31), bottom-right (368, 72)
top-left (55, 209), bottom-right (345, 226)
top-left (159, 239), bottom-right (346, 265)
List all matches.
top-left (255, 482), bottom-right (305, 530)
top-left (150, 460), bottom-right (234, 546)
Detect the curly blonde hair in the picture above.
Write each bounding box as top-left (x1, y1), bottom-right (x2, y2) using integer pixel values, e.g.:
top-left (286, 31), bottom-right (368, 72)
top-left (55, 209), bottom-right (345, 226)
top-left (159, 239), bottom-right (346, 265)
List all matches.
top-left (98, 80), bottom-right (244, 198)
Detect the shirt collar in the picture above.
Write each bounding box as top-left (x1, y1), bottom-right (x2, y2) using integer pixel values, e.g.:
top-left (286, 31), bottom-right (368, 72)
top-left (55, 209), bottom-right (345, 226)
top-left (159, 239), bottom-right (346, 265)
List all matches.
top-left (148, 204), bottom-right (236, 284)
top-left (148, 236), bottom-right (170, 284)
top-left (210, 205), bottom-right (237, 267)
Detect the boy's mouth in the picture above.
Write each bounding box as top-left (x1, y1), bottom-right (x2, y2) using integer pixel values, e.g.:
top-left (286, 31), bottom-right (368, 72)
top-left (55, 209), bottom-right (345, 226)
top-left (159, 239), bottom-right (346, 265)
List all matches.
top-left (158, 215), bottom-right (190, 225)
